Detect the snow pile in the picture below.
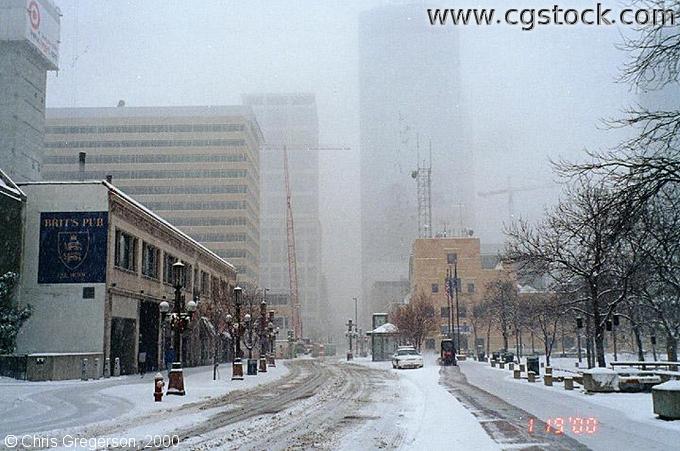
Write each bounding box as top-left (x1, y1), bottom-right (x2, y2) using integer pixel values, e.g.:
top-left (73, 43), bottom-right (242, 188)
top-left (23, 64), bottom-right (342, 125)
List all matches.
top-left (653, 380), bottom-right (680, 392)
top-left (369, 323), bottom-right (398, 334)
top-left (583, 367), bottom-right (619, 392)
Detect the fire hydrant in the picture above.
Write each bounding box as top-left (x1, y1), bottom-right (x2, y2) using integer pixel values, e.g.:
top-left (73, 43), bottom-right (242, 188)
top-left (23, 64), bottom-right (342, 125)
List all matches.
top-left (154, 372), bottom-right (165, 402)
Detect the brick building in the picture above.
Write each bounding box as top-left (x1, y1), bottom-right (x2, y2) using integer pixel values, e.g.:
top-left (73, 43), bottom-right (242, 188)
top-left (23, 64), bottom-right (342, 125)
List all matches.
top-left (409, 237), bottom-right (508, 353)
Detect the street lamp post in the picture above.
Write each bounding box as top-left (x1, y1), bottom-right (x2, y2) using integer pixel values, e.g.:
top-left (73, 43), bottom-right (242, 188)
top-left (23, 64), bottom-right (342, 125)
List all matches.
top-left (226, 286), bottom-right (244, 380)
top-left (346, 319), bottom-right (354, 361)
top-left (242, 312), bottom-right (258, 375)
top-left (576, 316), bottom-right (583, 366)
top-left (258, 300), bottom-right (269, 372)
top-left (159, 261), bottom-right (197, 396)
top-left (267, 310), bottom-right (278, 366)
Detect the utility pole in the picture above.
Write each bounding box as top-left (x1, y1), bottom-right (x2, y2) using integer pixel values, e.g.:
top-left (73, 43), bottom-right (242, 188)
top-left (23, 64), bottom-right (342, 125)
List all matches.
top-left (454, 261), bottom-right (461, 353)
top-left (446, 266), bottom-right (453, 342)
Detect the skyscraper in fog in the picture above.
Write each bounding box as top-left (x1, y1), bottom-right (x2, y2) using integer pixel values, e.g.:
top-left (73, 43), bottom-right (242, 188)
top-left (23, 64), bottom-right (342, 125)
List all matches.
top-left (242, 93), bottom-right (326, 338)
top-left (359, 3), bottom-right (473, 322)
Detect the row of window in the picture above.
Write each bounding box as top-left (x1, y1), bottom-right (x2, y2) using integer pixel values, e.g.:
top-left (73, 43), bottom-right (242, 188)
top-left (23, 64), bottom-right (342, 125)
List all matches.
top-left (44, 138), bottom-right (246, 149)
top-left (189, 232), bottom-right (247, 243)
top-left (43, 168), bottom-right (248, 179)
top-left (46, 123), bottom-right (245, 134)
top-left (143, 200), bottom-right (247, 211)
top-left (113, 228), bottom-right (227, 297)
top-left (440, 306), bottom-right (468, 318)
top-left (44, 153), bottom-right (248, 164)
top-left (431, 280), bottom-right (475, 294)
top-left (165, 216), bottom-right (248, 227)
top-left (122, 184), bottom-right (248, 195)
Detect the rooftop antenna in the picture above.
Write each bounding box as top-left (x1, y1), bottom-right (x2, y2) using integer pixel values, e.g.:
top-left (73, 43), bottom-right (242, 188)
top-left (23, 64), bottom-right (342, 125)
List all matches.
top-left (411, 135), bottom-right (432, 238)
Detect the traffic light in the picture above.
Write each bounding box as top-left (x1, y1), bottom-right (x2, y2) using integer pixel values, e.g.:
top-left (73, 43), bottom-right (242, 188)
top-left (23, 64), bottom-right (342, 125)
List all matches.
top-left (576, 317), bottom-right (583, 329)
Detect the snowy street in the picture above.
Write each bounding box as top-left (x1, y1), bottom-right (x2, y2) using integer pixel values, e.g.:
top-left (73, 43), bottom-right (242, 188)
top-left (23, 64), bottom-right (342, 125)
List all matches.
top-left (2, 355), bottom-right (680, 450)
top-left (454, 358), bottom-right (680, 451)
top-left (0, 356), bottom-right (498, 450)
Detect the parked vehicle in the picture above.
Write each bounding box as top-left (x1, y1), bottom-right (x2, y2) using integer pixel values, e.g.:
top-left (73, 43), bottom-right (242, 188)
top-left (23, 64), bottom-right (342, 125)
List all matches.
top-left (440, 339), bottom-right (457, 366)
top-left (392, 348), bottom-right (424, 369)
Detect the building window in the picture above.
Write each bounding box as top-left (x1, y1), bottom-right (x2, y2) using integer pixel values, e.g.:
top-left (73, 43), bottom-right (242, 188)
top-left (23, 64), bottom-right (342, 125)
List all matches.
top-left (163, 253), bottom-right (178, 284)
top-left (459, 306), bottom-right (468, 318)
top-left (467, 283), bottom-right (475, 294)
top-left (114, 229), bottom-right (137, 272)
top-left (447, 253), bottom-right (457, 264)
top-left (184, 263), bottom-right (193, 291)
top-left (201, 271), bottom-right (210, 295)
top-left (431, 283), bottom-right (439, 293)
top-left (441, 306), bottom-right (450, 318)
top-left (82, 287), bottom-right (95, 299)
top-left (141, 243), bottom-right (160, 279)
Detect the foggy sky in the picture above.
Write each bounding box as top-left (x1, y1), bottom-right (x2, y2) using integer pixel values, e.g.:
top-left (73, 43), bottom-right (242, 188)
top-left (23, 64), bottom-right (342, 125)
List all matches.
top-left (46, 0), bottom-right (648, 335)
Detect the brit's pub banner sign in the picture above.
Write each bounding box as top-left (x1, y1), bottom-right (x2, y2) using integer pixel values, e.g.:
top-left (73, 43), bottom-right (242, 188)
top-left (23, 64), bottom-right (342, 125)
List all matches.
top-left (38, 212), bottom-right (108, 284)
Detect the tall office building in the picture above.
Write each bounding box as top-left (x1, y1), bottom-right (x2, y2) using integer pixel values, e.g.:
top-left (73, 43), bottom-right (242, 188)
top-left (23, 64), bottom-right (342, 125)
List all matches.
top-left (42, 106), bottom-right (262, 284)
top-left (242, 93), bottom-right (325, 338)
top-left (0, 0), bottom-right (60, 182)
top-left (359, 3), bottom-right (473, 325)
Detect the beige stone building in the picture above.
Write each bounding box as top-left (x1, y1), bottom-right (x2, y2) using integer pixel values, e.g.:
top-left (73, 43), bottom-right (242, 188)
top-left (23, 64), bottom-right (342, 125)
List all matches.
top-left (409, 237), bottom-right (508, 353)
top-left (42, 106), bottom-right (262, 285)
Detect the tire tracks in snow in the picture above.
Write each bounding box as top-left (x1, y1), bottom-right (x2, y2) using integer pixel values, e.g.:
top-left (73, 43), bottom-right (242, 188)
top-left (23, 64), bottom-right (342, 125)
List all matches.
top-left (439, 365), bottom-right (590, 451)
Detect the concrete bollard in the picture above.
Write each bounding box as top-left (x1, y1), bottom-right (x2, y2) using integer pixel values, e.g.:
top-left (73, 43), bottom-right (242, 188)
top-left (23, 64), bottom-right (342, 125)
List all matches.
top-left (509, 362), bottom-right (514, 371)
top-left (541, 362), bottom-right (545, 368)
top-left (514, 369), bottom-right (521, 379)
top-left (564, 377), bottom-right (574, 390)
top-left (544, 374), bottom-right (553, 386)
top-left (520, 363), bottom-right (526, 373)
top-left (81, 358), bottom-right (89, 381)
top-left (113, 357), bottom-right (121, 377)
top-left (94, 358), bottom-right (102, 379)
top-left (528, 371), bottom-right (536, 383)
top-left (104, 358), bottom-right (111, 378)
top-left (499, 361), bottom-right (505, 369)
top-left (491, 360), bottom-right (496, 368)
top-left (545, 366), bottom-right (553, 376)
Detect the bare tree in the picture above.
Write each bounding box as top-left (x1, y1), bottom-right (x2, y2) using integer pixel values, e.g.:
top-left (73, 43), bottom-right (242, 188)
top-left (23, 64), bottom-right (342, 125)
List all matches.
top-left (630, 188), bottom-right (680, 361)
top-left (483, 278), bottom-right (518, 352)
top-left (506, 178), bottom-right (642, 367)
top-left (391, 291), bottom-right (437, 351)
top-left (525, 292), bottom-right (564, 366)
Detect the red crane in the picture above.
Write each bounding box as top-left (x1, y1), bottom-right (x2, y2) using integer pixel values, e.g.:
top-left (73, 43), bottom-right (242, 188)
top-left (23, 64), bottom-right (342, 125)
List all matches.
top-left (283, 146), bottom-right (302, 339)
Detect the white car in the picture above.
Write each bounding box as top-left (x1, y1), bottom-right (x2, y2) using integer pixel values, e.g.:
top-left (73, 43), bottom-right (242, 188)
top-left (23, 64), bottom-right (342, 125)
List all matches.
top-left (392, 348), bottom-right (424, 369)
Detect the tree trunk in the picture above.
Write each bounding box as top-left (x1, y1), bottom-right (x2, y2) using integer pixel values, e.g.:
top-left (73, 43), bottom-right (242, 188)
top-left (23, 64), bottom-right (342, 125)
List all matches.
top-left (486, 321), bottom-right (491, 356)
top-left (632, 323), bottom-right (645, 361)
top-left (666, 333), bottom-right (678, 363)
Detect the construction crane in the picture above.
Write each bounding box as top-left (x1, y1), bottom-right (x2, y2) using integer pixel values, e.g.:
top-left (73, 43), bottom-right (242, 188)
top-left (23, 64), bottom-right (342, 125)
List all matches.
top-left (283, 145), bottom-right (302, 339)
top-left (477, 177), bottom-right (555, 222)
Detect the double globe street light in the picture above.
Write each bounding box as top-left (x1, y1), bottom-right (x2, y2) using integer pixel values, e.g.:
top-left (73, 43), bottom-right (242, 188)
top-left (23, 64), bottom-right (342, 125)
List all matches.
top-left (159, 260), bottom-right (197, 396)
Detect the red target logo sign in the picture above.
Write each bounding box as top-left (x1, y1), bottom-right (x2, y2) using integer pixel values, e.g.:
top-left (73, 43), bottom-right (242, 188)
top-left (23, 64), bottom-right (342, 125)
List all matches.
top-left (28, 0), bottom-right (41, 30)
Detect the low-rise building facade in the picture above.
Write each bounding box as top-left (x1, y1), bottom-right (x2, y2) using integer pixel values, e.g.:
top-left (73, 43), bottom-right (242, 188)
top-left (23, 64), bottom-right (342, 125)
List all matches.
top-left (14, 181), bottom-right (237, 380)
top-left (409, 237), bottom-right (508, 353)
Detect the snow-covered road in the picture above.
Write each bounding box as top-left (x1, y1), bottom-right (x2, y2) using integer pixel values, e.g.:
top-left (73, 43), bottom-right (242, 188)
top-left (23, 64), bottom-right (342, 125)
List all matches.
top-left (458, 359), bottom-right (680, 451)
